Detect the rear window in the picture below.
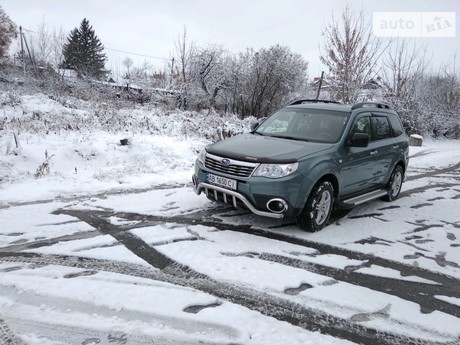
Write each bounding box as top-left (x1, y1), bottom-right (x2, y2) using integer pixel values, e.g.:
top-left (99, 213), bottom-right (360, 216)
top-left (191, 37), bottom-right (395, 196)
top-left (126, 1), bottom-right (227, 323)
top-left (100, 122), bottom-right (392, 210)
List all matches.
top-left (388, 114), bottom-right (404, 137)
top-left (372, 116), bottom-right (391, 140)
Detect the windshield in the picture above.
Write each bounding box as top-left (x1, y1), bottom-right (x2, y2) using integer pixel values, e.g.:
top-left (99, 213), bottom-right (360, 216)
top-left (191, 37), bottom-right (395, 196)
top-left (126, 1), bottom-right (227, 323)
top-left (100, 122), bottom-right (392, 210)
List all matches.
top-left (255, 108), bottom-right (349, 143)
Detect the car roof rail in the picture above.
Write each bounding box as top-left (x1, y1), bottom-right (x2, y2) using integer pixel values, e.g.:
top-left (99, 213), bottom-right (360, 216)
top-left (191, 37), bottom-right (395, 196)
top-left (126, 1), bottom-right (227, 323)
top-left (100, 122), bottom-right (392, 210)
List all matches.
top-left (351, 102), bottom-right (392, 110)
top-left (289, 99), bottom-right (342, 105)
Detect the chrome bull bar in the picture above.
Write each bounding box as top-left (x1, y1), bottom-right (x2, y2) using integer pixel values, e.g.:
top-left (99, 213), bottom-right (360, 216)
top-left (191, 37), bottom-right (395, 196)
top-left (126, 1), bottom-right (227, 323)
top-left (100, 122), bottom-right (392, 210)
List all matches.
top-left (194, 182), bottom-right (284, 219)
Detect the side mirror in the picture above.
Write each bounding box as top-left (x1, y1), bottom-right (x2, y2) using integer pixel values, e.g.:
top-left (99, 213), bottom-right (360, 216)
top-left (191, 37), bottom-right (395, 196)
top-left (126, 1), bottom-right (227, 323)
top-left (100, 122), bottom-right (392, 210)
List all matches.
top-left (349, 133), bottom-right (370, 147)
top-left (250, 122), bottom-right (260, 131)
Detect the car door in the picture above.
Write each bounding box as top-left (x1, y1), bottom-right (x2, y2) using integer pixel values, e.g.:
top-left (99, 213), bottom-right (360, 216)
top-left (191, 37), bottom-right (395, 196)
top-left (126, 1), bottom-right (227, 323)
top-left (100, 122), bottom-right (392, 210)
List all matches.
top-left (340, 114), bottom-right (378, 196)
top-left (369, 113), bottom-right (395, 186)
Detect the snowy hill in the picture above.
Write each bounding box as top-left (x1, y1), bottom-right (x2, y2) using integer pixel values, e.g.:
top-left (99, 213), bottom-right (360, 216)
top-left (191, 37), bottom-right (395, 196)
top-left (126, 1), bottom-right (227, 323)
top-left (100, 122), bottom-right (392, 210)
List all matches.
top-left (0, 92), bottom-right (254, 202)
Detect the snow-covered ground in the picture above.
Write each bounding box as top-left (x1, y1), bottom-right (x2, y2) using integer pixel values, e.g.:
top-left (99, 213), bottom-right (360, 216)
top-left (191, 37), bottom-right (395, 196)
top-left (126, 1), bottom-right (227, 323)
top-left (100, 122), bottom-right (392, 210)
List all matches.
top-left (0, 93), bottom-right (251, 202)
top-left (0, 93), bottom-right (459, 345)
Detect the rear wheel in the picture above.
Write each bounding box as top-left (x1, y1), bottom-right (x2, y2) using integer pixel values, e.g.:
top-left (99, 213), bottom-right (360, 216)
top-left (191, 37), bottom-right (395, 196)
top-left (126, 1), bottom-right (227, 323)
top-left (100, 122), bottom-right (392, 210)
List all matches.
top-left (383, 165), bottom-right (404, 201)
top-left (296, 181), bottom-right (334, 232)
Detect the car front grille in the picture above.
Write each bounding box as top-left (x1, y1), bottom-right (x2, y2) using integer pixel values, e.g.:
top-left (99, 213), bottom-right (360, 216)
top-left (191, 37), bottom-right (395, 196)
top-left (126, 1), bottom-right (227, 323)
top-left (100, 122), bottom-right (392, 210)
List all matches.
top-left (205, 153), bottom-right (258, 178)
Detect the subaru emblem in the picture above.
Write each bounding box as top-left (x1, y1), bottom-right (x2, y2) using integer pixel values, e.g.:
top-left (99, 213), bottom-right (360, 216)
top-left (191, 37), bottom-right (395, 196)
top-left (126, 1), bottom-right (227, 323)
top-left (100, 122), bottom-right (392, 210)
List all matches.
top-left (221, 158), bottom-right (231, 166)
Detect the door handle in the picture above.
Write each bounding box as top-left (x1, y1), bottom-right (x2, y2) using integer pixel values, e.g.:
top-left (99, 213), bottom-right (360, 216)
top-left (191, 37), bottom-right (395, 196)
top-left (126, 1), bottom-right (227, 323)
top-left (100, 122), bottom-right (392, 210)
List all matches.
top-left (370, 150), bottom-right (378, 155)
top-left (392, 145), bottom-right (399, 149)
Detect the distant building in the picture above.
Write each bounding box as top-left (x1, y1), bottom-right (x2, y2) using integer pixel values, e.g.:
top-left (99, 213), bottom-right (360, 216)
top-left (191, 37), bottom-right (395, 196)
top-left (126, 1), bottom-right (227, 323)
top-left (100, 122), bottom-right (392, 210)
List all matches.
top-left (58, 69), bottom-right (78, 79)
top-left (361, 78), bottom-right (382, 90)
top-left (312, 76), bottom-right (332, 90)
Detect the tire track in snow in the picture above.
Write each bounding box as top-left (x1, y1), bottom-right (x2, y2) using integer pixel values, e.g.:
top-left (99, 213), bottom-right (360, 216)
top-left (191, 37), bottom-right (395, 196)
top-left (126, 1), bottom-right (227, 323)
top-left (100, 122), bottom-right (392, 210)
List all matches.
top-left (25, 204), bottom-right (456, 319)
top-left (93, 209), bottom-right (459, 295)
top-left (405, 162), bottom-right (460, 182)
top-left (3, 208), bottom-right (450, 345)
top-left (0, 316), bottom-right (25, 345)
top-left (0, 183), bottom-right (186, 210)
top-left (1, 161), bottom-right (459, 344)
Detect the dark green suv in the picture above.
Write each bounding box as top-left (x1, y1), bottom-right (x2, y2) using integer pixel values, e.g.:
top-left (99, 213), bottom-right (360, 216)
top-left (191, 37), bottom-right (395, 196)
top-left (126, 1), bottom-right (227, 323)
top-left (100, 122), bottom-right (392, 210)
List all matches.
top-left (192, 100), bottom-right (409, 231)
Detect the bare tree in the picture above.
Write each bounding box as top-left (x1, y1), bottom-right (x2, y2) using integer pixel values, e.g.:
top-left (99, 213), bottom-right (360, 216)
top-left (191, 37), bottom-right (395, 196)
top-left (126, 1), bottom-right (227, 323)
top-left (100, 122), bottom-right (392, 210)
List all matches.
top-left (172, 26), bottom-right (195, 110)
top-left (0, 5), bottom-right (18, 58)
top-left (12, 22), bottom-right (68, 88)
top-left (50, 26), bottom-right (66, 71)
top-left (440, 53), bottom-right (460, 111)
top-left (130, 60), bottom-right (153, 87)
top-left (320, 6), bottom-right (384, 103)
top-left (122, 57), bottom-right (134, 79)
top-left (380, 49), bottom-right (460, 138)
top-left (381, 39), bottom-right (428, 99)
top-left (22, 23), bottom-right (66, 70)
top-left (26, 20), bottom-right (53, 66)
top-left (238, 45), bottom-right (308, 118)
top-left (379, 39), bottom-right (428, 132)
top-left (190, 44), bottom-right (229, 110)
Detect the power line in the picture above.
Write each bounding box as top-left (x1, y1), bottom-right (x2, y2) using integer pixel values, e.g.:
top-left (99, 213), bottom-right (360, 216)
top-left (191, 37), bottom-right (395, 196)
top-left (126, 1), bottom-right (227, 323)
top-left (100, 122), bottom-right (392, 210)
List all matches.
top-left (104, 47), bottom-right (168, 61)
top-left (21, 27), bottom-right (170, 61)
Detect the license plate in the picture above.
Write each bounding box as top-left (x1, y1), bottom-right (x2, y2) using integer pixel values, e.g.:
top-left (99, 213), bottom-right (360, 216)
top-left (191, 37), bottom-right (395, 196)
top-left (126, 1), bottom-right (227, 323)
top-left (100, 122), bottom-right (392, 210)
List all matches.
top-left (206, 173), bottom-right (237, 190)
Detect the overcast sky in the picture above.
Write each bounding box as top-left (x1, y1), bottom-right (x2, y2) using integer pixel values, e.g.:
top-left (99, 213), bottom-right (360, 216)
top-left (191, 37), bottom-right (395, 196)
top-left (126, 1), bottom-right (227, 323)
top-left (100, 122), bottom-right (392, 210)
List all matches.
top-left (3, 0), bottom-right (459, 79)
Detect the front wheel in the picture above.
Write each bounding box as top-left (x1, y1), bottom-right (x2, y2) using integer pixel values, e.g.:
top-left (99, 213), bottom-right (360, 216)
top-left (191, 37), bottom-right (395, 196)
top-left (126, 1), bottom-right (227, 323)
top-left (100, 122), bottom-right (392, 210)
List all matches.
top-left (296, 181), bottom-right (334, 232)
top-left (383, 165), bottom-right (404, 201)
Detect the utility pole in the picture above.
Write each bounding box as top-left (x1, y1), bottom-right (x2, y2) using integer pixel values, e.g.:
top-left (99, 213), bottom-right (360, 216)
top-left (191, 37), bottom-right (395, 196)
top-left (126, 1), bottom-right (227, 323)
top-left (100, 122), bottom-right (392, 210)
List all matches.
top-left (315, 71), bottom-right (324, 100)
top-left (20, 26), bottom-right (26, 78)
top-left (20, 27), bottom-right (37, 77)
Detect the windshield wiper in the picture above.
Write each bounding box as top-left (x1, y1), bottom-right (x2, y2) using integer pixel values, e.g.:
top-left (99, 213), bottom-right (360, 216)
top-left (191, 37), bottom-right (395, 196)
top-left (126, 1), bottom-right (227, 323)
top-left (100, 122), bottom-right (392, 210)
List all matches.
top-left (269, 135), bottom-right (309, 142)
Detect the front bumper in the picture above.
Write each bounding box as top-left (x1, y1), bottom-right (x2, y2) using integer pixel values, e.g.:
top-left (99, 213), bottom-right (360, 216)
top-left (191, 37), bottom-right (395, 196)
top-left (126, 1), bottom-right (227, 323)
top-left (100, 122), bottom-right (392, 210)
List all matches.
top-left (193, 177), bottom-right (284, 219)
top-left (193, 159), bottom-right (311, 219)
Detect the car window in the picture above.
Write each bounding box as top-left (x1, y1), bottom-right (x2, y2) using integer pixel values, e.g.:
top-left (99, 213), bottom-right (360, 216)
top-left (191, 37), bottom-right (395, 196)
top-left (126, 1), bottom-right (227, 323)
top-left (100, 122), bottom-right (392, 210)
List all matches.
top-left (372, 116), bottom-right (391, 140)
top-left (260, 111), bottom-right (295, 134)
top-left (388, 113), bottom-right (404, 137)
top-left (256, 108), bottom-right (348, 143)
top-left (351, 116), bottom-right (371, 137)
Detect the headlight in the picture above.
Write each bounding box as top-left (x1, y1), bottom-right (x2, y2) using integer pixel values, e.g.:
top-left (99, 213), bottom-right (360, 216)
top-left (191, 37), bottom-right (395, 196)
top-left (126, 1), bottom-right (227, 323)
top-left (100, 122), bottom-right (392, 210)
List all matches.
top-left (253, 162), bottom-right (298, 178)
top-left (197, 149), bottom-right (206, 164)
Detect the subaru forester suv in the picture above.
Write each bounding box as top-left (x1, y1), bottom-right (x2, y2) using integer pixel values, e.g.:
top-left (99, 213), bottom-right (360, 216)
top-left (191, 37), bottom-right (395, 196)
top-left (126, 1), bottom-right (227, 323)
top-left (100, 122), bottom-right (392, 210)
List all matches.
top-left (192, 100), bottom-right (409, 231)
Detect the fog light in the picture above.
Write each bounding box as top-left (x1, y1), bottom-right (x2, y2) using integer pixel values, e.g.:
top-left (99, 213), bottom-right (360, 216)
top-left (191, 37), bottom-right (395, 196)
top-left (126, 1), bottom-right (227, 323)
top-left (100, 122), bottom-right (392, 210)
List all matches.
top-left (266, 198), bottom-right (288, 213)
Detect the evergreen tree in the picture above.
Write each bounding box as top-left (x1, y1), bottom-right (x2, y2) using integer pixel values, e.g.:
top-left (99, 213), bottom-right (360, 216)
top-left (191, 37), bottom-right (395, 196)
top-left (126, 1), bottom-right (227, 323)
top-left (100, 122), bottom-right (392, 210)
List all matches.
top-left (61, 18), bottom-right (107, 79)
top-left (0, 5), bottom-right (18, 58)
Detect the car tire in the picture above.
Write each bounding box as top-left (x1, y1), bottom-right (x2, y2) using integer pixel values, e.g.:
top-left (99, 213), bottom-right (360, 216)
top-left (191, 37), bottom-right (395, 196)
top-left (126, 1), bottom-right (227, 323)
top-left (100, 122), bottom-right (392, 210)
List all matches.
top-left (383, 165), bottom-right (404, 202)
top-left (297, 181), bottom-right (334, 232)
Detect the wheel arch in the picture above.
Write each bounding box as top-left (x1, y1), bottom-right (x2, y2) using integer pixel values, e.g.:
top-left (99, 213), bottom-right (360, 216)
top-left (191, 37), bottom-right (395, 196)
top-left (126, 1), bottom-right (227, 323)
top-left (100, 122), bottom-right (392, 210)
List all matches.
top-left (297, 157), bottom-right (341, 209)
top-left (317, 173), bottom-right (339, 202)
top-left (300, 173), bottom-right (339, 210)
top-left (387, 159), bottom-right (407, 184)
top-left (296, 174), bottom-right (337, 231)
top-left (398, 160), bottom-right (407, 174)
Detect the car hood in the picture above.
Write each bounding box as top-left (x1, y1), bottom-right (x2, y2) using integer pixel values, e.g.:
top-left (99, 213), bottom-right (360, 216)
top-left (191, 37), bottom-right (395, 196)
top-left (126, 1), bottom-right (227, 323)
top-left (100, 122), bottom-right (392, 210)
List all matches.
top-left (206, 133), bottom-right (333, 163)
